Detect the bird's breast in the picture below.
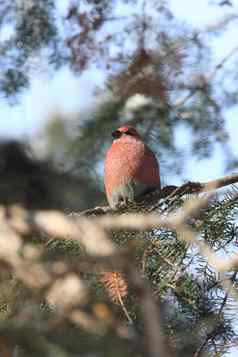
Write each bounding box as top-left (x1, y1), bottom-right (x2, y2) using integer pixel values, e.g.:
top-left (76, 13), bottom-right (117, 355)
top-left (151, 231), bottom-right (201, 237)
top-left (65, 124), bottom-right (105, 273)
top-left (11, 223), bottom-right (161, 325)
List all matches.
top-left (105, 140), bottom-right (145, 178)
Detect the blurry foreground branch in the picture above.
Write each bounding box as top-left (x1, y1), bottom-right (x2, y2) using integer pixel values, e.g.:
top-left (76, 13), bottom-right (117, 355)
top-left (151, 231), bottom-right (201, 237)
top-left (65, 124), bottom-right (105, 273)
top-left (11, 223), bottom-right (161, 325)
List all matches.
top-left (1, 142), bottom-right (238, 356)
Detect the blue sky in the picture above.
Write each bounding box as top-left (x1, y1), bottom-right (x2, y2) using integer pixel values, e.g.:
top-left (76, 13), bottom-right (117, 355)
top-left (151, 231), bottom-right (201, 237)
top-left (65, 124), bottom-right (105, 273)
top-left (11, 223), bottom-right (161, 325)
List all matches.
top-left (171, 0), bottom-right (238, 183)
top-left (0, 2), bottom-right (237, 199)
top-left (1, 0), bottom-right (237, 183)
top-left (0, 0), bottom-right (237, 184)
top-left (0, 0), bottom-right (237, 141)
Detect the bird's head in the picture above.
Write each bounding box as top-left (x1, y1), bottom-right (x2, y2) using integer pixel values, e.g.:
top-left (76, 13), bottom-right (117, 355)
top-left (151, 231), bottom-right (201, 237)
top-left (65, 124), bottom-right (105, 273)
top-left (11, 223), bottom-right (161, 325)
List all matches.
top-left (111, 125), bottom-right (141, 140)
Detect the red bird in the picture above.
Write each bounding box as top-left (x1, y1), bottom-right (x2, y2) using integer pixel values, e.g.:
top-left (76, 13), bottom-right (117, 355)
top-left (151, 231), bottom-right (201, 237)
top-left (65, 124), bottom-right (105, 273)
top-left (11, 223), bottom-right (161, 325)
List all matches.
top-left (104, 125), bottom-right (161, 208)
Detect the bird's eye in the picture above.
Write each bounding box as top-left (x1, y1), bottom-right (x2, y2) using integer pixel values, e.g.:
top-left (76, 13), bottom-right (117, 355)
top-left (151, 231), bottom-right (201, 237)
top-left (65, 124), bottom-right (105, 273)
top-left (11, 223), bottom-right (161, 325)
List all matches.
top-left (112, 130), bottom-right (122, 139)
top-left (125, 130), bottom-right (133, 136)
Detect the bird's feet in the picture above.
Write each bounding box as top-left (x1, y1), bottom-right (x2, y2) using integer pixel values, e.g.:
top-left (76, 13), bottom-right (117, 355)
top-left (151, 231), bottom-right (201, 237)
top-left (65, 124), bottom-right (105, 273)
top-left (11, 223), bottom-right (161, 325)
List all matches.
top-left (115, 197), bottom-right (135, 210)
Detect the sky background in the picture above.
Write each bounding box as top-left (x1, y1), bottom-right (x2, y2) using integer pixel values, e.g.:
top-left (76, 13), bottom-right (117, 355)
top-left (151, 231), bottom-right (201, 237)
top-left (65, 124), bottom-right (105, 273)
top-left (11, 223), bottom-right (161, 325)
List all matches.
top-left (1, 0), bottom-right (238, 354)
top-left (1, 0), bottom-right (238, 184)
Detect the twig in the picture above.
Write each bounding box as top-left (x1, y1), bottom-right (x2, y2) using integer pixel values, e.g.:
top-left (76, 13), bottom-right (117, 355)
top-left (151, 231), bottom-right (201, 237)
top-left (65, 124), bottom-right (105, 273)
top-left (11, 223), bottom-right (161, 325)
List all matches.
top-left (128, 267), bottom-right (171, 357)
top-left (209, 45), bottom-right (238, 79)
top-left (116, 286), bottom-right (133, 325)
top-left (173, 42), bottom-right (238, 109)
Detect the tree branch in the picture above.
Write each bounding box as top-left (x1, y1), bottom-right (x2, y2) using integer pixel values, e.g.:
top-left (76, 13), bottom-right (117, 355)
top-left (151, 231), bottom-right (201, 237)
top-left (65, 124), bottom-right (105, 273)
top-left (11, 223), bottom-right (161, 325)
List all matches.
top-left (79, 172), bottom-right (238, 216)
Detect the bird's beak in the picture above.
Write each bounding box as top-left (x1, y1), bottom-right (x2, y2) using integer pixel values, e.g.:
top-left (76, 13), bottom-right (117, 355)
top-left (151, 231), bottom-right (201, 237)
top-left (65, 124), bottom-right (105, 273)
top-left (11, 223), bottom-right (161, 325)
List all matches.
top-left (112, 130), bottom-right (122, 139)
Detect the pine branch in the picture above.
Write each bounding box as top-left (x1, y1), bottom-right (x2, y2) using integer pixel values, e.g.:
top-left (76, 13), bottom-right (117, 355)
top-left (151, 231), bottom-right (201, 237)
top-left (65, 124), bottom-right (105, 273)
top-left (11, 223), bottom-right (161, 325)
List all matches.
top-left (79, 172), bottom-right (238, 216)
top-left (1, 177), bottom-right (238, 356)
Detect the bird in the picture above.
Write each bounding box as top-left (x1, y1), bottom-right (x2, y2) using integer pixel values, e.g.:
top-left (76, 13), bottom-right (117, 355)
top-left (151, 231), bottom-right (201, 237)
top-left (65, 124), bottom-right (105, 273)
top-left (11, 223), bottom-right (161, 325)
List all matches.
top-left (104, 124), bottom-right (161, 209)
